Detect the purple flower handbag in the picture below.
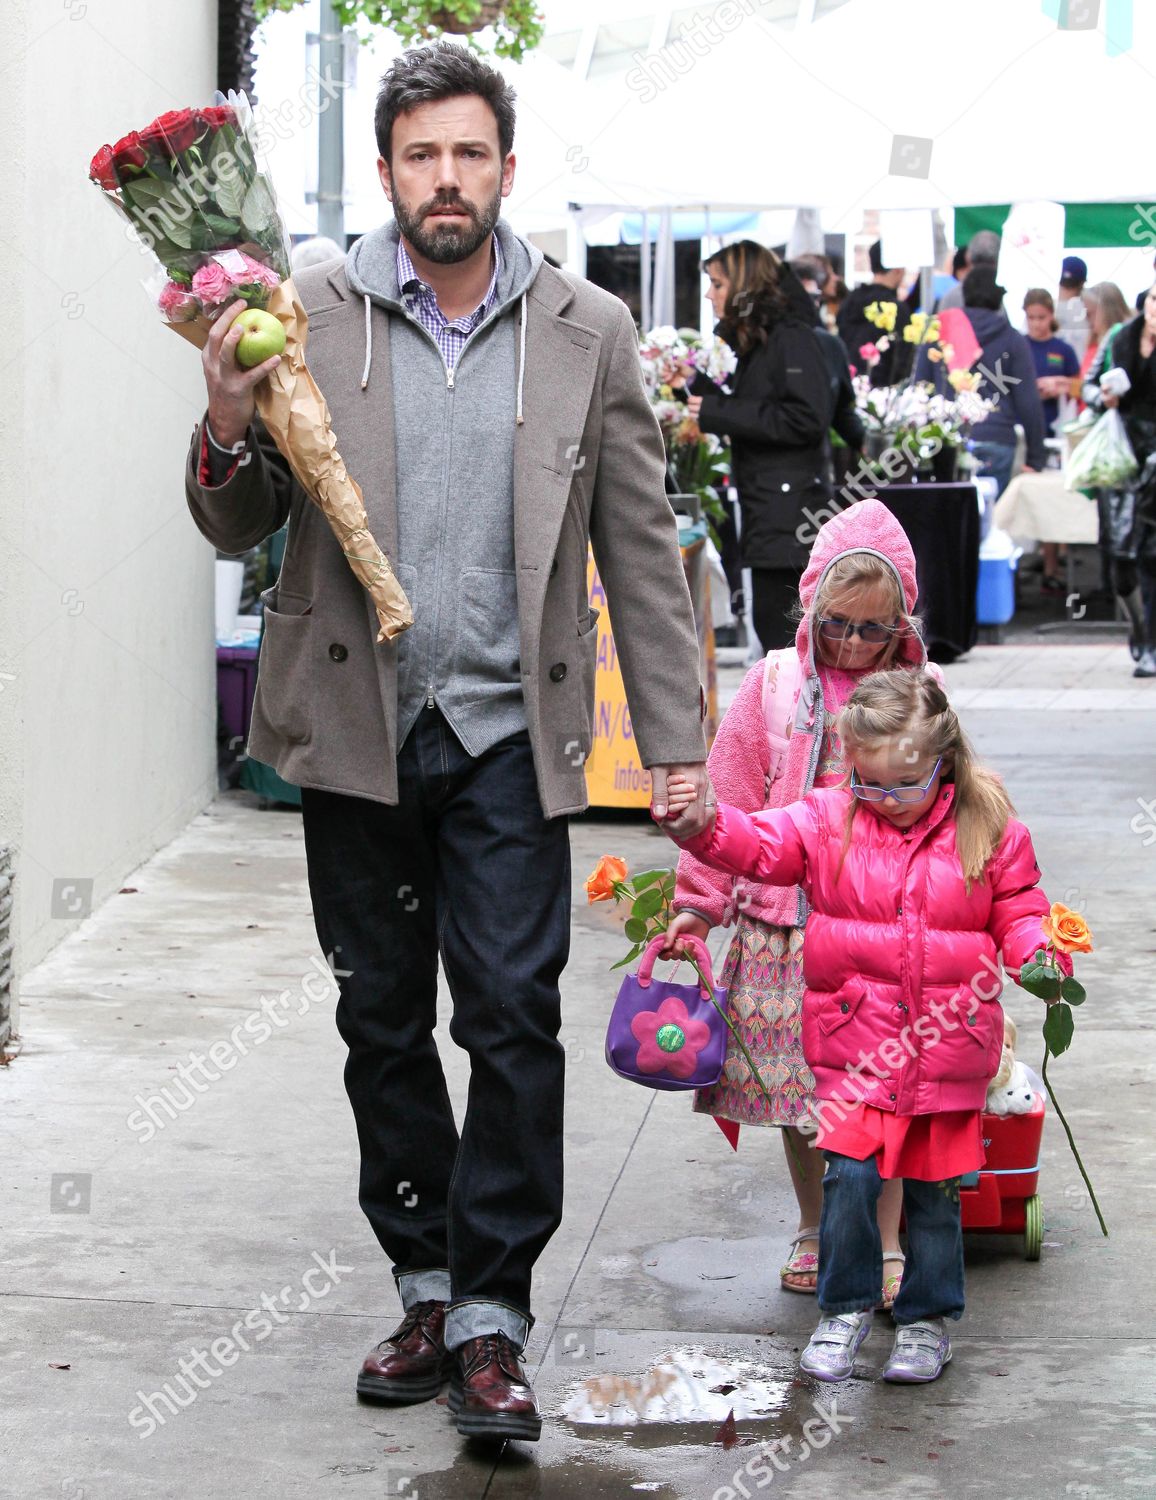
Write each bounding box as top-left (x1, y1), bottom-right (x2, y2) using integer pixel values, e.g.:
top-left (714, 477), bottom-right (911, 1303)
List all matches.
top-left (605, 935), bottom-right (727, 1092)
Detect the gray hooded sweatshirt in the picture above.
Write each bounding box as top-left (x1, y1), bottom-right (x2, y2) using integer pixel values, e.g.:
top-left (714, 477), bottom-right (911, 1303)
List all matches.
top-left (345, 218), bottom-right (544, 757)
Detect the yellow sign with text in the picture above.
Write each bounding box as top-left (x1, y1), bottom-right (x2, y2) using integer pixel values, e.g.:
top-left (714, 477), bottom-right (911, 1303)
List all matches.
top-left (584, 542), bottom-right (717, 809)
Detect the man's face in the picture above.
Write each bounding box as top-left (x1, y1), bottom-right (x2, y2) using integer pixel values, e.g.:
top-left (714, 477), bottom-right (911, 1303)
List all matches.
top-left (378, 95), bottom-right (515, 264)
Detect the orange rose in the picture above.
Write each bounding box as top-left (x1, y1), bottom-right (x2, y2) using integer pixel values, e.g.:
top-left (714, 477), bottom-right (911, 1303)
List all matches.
top-left (1041, 903), bottom-right (1094, 955)
top-left (585, 855), bottom-right (628, 903)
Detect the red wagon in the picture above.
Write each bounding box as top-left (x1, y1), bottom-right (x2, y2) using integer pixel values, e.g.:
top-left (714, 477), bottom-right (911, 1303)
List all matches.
top-left (959, 1096), bottom-right (1046, 1259)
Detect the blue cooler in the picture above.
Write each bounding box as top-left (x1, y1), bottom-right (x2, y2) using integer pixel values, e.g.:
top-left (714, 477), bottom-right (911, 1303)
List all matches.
top-left (976, 527), bottom-right (1020, 627)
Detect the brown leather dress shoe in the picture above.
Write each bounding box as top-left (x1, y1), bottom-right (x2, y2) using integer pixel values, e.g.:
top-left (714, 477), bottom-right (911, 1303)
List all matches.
top-left (356, 1300), bottom-right (452, 1404)
top-left (448, 1332), bottom-right (542, 1442)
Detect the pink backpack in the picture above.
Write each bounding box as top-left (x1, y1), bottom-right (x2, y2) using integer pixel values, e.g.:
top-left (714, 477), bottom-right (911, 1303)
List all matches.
top-left (760, 649), bottom-right (806, 794)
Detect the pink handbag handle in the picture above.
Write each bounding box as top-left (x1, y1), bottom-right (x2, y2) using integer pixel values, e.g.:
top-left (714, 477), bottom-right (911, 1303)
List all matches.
top-left (637, 934), bottom-right (717, 997)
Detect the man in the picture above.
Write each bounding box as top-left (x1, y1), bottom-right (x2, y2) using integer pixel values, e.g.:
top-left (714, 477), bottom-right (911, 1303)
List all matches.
top-left (1056, 254), bottom-right (1090, 363)
top-left (184, 41), bottom-right (709, 1444)
top-left (936, 229), bottom-right (1000, 312)
top-left (836, 239), bottom-right (911, 388)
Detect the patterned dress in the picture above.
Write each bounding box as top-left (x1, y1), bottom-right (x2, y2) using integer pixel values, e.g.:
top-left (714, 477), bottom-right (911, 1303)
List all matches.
top-left (693, 707), bottom-right (849, 1129)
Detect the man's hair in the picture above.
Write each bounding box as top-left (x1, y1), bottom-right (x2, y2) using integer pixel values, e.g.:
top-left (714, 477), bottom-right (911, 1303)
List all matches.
top-left (966, 230), bottom-right (1000, 268)
top-left (868, 239), bottom-right (890, 275)
top-left (374, 41), bottom-right (517, 164)
top-left (963, 265), bottom-right (1006, 310)
top-left (952, 246), bottom-right (969, 278)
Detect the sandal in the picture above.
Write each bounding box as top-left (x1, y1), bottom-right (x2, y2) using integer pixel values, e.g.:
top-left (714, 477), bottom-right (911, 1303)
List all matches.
top-left (879, 1251), bottom-right (905, 1312)
top-left (780, 1227), bottom-right (820, 1294)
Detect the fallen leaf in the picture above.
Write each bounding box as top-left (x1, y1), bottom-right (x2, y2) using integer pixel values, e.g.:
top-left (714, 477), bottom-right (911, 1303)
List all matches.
top-left (49, 1362), bottom-right (71, 1370)
top-left (991, 1369), bottom-right (1010, 1377)
top-left (119, 887), bottom-right (139, 894)
top-left (714, 1411), bottom-right (739, 1450)
top-left (709, 1383), bottom-right (737, 1396)
top-left (928, 1453), bottom-right (940, 1460)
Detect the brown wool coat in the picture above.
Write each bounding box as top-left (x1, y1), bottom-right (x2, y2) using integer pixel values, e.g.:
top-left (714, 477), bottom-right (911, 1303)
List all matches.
top-left (185, 255), bottom-right (706, 816)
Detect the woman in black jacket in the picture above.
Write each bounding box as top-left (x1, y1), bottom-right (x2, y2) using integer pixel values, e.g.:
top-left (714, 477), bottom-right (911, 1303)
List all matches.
top-left (1093, 284), bottom-right (1156, 677)
top-left (687, 241), bottom-right (833, 650)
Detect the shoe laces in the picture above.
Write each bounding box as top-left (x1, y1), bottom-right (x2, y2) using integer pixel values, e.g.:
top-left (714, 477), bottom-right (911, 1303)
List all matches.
top-left (389, 1299), bottom-right (441, 1344)
top-left (463, 1332), bottom-right (523, 1381)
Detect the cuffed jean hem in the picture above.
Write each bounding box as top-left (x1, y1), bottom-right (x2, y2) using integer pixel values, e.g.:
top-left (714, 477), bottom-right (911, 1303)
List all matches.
top-left (396, 1268), bottom-right (452, 1310)
top-left (444, 1299), bottom-right (532, 1353)
top-left (818, 1299), bottom-right (878, 1316)
top-left (894, 1308), bottom-right (965, 1325)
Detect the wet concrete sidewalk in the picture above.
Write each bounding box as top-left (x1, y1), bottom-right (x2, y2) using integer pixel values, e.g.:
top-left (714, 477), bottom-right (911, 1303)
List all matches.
top-left (3, 644), bottom-right (1154, 1499)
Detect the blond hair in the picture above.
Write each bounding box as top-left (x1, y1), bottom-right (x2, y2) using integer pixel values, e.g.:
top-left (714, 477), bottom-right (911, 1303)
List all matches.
top-left (809, 552), bottom-right (918, 670)
top-left (837, 669), bottom-right (1012, 888)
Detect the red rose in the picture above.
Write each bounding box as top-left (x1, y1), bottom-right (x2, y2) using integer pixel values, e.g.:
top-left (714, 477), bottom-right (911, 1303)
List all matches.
top-left (140, 108), bottom-right (199, 157)
top-left (89, 144), bottom-right (118, 191)
top-left (197, 105), bottom-right (238, 132)
top-left (111, 131), bottom-right (147, 173)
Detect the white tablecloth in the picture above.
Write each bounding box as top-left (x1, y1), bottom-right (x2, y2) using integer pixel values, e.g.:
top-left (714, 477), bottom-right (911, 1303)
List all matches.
top-left (993, 472), bottom-right (1099, 544)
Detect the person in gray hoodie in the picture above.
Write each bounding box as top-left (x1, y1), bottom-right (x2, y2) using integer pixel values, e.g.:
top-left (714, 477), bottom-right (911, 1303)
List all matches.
top-left (186, 42), bottom-right (710, 1442)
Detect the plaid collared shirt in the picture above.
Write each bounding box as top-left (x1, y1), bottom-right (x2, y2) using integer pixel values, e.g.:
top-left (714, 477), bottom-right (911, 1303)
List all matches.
top-left (396, 235), bottom-right (502, 375)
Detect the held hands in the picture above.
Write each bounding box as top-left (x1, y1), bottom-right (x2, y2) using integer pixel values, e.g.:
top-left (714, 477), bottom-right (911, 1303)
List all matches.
top-left (651, 765), bottom-right (716, 841)
top-left (687, 394), bottom-right (704, 421)
top-left (203, 298), bottom-right (283, 448)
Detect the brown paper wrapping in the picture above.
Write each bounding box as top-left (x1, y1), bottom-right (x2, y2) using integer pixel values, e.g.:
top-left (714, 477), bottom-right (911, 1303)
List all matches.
top-left (173, 277), bottom-right (413, 642)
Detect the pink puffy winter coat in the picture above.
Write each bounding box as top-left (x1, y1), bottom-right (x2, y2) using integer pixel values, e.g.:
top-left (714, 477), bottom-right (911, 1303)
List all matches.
top-left (679, 785), bottom-right (1055, 1115)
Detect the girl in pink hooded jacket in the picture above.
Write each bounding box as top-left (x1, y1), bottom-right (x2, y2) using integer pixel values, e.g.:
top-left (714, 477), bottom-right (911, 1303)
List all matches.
top-left (664, 499), bottom-right (934, 1307)
top-left (662, 669), bottom-right (1060, 1386)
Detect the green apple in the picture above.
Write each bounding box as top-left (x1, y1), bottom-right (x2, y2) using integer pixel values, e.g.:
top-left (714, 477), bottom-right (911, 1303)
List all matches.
top-left (231, 307), bottom-right (286, 369)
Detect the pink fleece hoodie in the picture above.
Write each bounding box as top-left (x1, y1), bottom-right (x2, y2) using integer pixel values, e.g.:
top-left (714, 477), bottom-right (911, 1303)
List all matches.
top-left (675, 499), bottom-right (931, 931)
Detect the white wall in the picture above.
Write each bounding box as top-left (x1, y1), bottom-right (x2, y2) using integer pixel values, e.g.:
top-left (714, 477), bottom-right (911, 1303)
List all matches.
top-left (0, 0), bottom-right (221, 1014)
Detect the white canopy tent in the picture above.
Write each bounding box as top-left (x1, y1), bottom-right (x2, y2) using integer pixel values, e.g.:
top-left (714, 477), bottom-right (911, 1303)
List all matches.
top-left (546, 0), bottom-right (1156, 222)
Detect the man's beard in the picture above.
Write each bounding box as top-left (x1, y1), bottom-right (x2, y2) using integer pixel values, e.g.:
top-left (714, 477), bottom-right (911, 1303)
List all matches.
top-left (393, 185), bottom-right (502, 264)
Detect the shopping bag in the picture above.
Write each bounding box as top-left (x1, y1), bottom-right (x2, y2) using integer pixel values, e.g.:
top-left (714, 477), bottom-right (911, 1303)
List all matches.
top-left (1064, 408), bottom-right (1138, 492)
top-left (605, 935), bottom-right (727, 1091)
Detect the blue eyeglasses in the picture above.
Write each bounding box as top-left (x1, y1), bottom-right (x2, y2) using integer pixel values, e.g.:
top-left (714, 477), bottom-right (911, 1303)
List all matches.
top-left (850, 757), bottom-right (943, 804)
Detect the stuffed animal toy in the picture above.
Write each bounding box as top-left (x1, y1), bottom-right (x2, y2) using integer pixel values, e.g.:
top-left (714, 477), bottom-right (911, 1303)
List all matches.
top-left (986, 1059), bottom-right (1037, 1117)
top-left (986, 1016), bottom-right (1018, 1094)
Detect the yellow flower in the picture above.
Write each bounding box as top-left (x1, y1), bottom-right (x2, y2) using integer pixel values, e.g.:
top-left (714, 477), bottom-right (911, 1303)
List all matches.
top-left (948, 368), bottom-right (979, 393)
top-left (864, 301), bottom-right (897, 333)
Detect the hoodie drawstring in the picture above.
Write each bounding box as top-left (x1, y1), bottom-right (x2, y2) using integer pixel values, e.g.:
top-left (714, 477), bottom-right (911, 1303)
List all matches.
top-left (360, 290), bottom-right (527, 426)
top-left (516, 290), bottom-right (526, 425)
top-left (360, 294), bottom-right (372, 391)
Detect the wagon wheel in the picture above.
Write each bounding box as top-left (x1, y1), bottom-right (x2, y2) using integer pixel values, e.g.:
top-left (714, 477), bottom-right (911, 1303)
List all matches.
top-left (1024, 1194), bottom-right (1043, 1261)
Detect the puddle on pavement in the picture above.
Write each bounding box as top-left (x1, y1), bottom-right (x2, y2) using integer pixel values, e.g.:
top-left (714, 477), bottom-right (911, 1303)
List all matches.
top-left (557, 1345), bottom-right (821, 1450)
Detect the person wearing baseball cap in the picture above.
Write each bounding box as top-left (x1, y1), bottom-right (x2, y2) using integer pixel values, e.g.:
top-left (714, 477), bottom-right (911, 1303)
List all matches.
top-left (1057, 255), bottom-right (1090, 362)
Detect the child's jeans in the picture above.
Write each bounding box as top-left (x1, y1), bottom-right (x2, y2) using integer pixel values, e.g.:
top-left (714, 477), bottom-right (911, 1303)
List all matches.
top-left (817, 1152), bottom-right (965, 1325)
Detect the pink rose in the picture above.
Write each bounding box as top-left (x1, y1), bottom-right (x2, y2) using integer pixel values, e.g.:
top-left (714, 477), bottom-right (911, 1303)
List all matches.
top-left (191, 252), bottom-right (282, 312)
top-left (157, 280), bottom-right (198, 322)
top-left (859, 341), bottom-right (881, 366)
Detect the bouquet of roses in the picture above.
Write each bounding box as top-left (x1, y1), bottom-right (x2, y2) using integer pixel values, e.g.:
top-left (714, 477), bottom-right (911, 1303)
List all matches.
top-left (88, 95), bottom-right (411, 643)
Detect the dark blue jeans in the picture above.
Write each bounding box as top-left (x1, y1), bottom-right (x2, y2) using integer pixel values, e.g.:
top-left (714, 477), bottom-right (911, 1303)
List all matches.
top-left (300, 706), bottom-right (571, 1351)
top-left (970, 439), bottom-right (1017, 500)
top-left (817, 1153), bottom-right (965, 1325)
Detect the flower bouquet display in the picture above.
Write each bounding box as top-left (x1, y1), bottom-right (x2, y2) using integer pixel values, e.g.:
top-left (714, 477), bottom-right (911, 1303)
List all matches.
top-left (87, 96), bottom-right (412, 642)
top-left (638, 326), bottom-right (736, 534)
top-left (853, 307), bottom-right (995, 480)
